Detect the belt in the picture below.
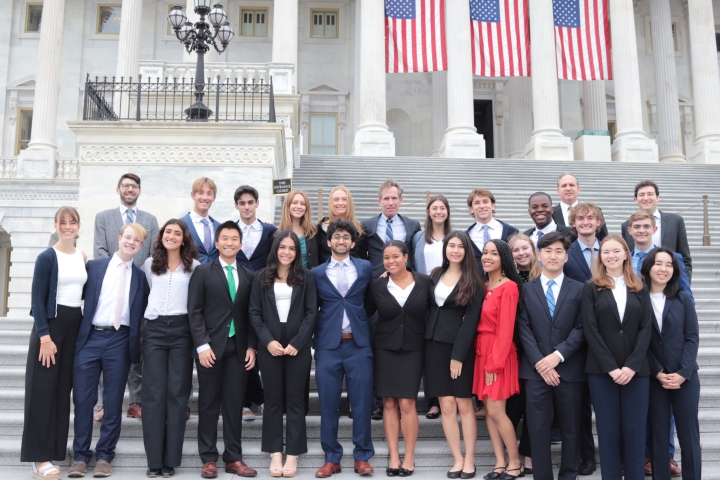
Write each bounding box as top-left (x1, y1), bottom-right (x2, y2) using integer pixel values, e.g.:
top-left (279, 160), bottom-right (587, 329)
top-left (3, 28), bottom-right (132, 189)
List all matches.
top-left (341, 333), bottom-right (354, 340)
top-left (93, 325), bottom-right (129, 331)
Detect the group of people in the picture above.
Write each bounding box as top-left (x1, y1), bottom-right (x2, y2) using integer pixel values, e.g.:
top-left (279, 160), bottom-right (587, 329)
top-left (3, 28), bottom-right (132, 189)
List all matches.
top-left (21, 172), bottom-right (701, 480)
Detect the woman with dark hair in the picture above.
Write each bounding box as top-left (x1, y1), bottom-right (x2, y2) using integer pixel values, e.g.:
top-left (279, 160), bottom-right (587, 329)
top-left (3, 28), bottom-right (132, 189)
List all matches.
top-left (641, 247), bottom-right (701, 480)
top-left (249, 230), bottom-right (317, 477)
top-left (366, 240), bottom-right (432, 476)
top-left (425, 231), bottom-right (484, 479)
top-left (582, 235), bottom-right (651, 480)
top-left (141, 219), bottom-right (199, 477)
top-left (472, 239), bottom-right (523, 479)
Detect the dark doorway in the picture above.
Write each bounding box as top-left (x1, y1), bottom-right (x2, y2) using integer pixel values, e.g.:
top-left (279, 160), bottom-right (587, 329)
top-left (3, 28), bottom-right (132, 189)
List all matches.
top-left (473, 100), bottom-right (494, 158)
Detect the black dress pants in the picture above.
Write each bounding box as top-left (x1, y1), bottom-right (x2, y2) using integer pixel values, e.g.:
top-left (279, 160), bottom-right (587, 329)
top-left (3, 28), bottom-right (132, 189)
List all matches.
top-left (506, 379), bottom-right (531, 458)
top-left (141, 315), bottom-right (193, 469)
top-left (258, 327), bottom-right (312, 455)
top-left (21, 305), bottom-right (82, 462)
top-left (196, 338), bottom-right (249, 464)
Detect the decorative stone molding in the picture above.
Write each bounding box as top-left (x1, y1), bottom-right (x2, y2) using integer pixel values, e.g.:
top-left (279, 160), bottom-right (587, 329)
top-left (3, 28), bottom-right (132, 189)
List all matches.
top-left (0, 158), bottom-right (17, 178)
top-left (0, 191), bottom-right (79, 201)
top-left (78, 146), bottom-right (275, 165)
top-left (56, 159), bottom-right (80, 179)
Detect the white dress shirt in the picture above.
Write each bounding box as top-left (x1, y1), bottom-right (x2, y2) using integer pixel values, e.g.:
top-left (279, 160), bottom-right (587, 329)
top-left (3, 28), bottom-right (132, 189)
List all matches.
top-left (540, 273), bottom-right (566, 362)
top-left (143, 257), bottom-right (200, 320)
top-left (326, 256), bottom-right (358, 333)
top-left (652, 210), bottom-right (662, 248)
top-left (239, 219), bottom-right (263, 258)
top-left (469, 218), bottom-right (502, 253)
top-left (610, 275), bottom-right (627, 321)
top-left (92, 254), bottom-right (133, 327)
top-left (197, 258), bottom-right (238, 354)
top-left (377, 214), bottom-right (407, 242)
top-left (434, 279), bottom-right (455, 307)
top-left (387, 277), bottom-right (415, 308)
top-left (423, 238), bottom-right (444, 275)
top-left (189, 210), bottom-right (215, 242)
top-left (560, 201), bottom-right (578, 226)
top-left (274, 282), bottom-right (293, 323)
top-left (530, 220), bottom-right (558, 247)
top-left (650, 292), bottom-right (666, 332)
top-left (119, 205), bottom-right (138, 224)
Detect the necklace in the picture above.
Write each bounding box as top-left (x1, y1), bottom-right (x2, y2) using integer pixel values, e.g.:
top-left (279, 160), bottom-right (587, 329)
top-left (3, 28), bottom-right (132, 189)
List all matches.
top-left (486, 274), bottom-right (505, 296)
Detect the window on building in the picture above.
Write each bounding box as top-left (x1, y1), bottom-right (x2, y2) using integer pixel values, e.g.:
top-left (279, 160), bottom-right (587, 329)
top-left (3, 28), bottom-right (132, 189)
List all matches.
top-left (240, 8), bottom-right (268, 37)
top-left (310, 114), bottom-right (337, 155)
top-left (15, 110), bottom-right (33, 155)
top-left (167, 5), bottom-right (186, 36)
top-left (97, 5), bottom-right (122, 34)
top-left (607, 120), bottom-right (617, 144)
top-left (311, 10), bottom-right (338, 38)
top-left (25, 3), bottom-right (43, 32)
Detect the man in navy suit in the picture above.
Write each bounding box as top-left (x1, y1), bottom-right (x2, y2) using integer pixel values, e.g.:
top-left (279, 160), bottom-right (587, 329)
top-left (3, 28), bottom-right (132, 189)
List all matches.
top-left (524, 192), bottom-right (573, 248)
top-left (181, 177), bottom-right (222, 264)
top-left (69, 224), bottom-right (150, 478)
top-left (464, 188), bottom-right (519, 273)
top-left (233, 185), bottom-right (278, 420)
top-left (311, 219), bottom-right (375, 478)
top-left (518, 232), bottom-right (586, 480)
top-left (552, 173), bottom-right (608, 241)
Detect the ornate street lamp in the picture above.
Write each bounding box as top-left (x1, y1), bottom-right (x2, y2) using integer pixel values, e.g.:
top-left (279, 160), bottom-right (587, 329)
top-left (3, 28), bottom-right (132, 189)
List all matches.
top-left (168, 1), bottom-right (234, 120)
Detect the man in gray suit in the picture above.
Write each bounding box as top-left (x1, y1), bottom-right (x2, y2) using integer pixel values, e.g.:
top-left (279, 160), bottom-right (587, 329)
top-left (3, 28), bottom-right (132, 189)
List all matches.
top-left (620, 180), bottom-right (692, 281)
top-left (92, 173), bottom-right (159, 422)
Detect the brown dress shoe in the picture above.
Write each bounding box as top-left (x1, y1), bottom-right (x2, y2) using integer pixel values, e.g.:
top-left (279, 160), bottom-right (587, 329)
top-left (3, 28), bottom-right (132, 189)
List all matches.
top-left (354, 460), bottom-right (374, 475)
top-left (127, 403), bottom-right (142, 419)
top-left (225, 460), bottom-right (257, 477)
top-left (315, 462), bottom-right (342, 478)
top-left (645, 458), bottom-right (652, 475)
top-left (669, 459), bottom-right (682, 477)
top-left (201, 462), bottom-right (217, 478)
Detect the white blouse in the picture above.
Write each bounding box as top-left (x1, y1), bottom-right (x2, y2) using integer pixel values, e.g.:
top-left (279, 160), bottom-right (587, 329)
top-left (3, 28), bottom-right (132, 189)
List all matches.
top-left (609, 275), bottom-right (627, 321)
top-left (650, 292), bottom-right (666, 332)
top-left (434, 279), bottom-right (456, 307)
top-left (274, 282), bottom-right (293, 323)
top-left (55, 249), bottom-right (87, 307)
top-left (423, 238), bottom-right (444, 275)
top-left (143, 257), bottom-right (200, 320)
top-left (387, 277), bottom-right (415, 307)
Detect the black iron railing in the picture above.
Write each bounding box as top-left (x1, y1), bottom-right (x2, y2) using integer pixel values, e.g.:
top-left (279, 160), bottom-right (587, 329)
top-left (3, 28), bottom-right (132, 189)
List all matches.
top-left (82, 74), bottom-right (276, 122)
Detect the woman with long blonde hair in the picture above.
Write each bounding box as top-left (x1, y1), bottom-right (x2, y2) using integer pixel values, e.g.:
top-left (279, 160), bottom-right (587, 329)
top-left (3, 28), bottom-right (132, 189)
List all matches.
top-left (315, 185), bottom-right (367, 263)
top-left (279, 190), bottom-right (318, 268)
top-left (508, 234), bottom-right (541, 283)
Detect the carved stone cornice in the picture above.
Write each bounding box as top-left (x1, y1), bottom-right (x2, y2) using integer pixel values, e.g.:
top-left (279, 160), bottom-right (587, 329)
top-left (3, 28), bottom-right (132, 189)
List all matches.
top-left (78, 146), bottom-right (275, 165)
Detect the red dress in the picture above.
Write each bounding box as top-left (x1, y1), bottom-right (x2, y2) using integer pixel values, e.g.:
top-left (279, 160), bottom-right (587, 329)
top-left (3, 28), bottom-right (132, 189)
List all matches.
top-left (472, 281), bottom-right (521, 401)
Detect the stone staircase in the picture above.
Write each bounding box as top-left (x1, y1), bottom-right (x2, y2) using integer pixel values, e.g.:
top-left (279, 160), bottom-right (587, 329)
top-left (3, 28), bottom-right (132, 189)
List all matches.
top-left (1, 155), bottom-right (720, 476)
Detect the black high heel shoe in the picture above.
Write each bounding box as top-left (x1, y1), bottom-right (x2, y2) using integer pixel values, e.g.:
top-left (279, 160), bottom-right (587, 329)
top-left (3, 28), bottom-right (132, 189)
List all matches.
top-left (483, 465), bottom-right (506, 480)
top-left (498, 466), bottom-right (525, 479)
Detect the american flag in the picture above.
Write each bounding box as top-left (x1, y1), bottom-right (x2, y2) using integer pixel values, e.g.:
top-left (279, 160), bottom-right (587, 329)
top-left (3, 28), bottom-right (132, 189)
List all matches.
top-left (385, 0), bottom-right (447, 73)
top-left (553, 0), bottom-right (613, 80)
top-left (470, 0), bottom-right (530, 77)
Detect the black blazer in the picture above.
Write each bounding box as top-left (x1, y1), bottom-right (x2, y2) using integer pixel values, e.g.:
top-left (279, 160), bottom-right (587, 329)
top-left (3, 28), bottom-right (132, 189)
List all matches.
top-left (304, 233), bottom-right (319, 269)
top-left (248, 269), bottom-right (318, 351)
top-left (361, 214), bottom-right (422, 278)
top-left (517, 276), bottom-right (586, 383)
top-left (581, 281), bottom-right (652, 376)
top-left (235, 221), bottom-right (278, 272)
top-left (621, 210), bottom-right (692, 280)
top-left (647, 291), bottom-right (699, 380)
top-left (553, 203), bottom-right (608, 241)
top-left (188, 260), bottom-right (258, 358)
top-left (465, 220), bottom-right (519, 274)
top-left (365, 272), bottom-right (432, 351)
top-left (315, 218), bottom-right (368, 264)
top-left (524, 223), bottom-right (574, 238)
top-left (425, 274), bottom-right (484, 362)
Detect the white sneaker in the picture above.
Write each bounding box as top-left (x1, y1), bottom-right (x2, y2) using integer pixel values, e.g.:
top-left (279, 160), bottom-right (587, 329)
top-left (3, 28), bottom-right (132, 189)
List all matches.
top-left (242, 407), bottom-right (256, 421)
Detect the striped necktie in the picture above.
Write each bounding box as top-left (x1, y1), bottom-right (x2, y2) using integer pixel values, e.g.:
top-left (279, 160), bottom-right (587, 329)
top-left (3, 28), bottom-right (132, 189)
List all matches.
top-left (546, 279), bottom-right (556, 317)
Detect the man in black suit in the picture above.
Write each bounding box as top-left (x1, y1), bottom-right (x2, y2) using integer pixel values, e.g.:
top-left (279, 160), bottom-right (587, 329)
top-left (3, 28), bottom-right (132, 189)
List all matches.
top-left (553, 173), bottom-right (608, 241)
top-left (188, 221), bottom-right (258, 479)
top-left (621, 180), bottom-right (692, 281)
top-left (518, 232), bottom-right (586, 480)
top-left (464, 188), bottom-right (519, 272)
top-left (524, 192), bottom-right (573, 247)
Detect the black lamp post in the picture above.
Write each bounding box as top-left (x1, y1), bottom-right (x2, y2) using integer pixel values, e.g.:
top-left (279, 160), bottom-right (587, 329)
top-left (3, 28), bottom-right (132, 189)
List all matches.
top-left (168, 1), bottom-right (234, 120)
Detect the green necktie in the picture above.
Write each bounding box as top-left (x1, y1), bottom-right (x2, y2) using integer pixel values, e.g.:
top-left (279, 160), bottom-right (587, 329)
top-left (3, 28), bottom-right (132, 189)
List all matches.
top-left (225, 265), bottom-right (236, 337)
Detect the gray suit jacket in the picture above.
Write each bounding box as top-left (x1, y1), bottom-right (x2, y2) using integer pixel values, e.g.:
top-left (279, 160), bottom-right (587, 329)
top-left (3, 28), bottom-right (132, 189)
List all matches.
top-left (93, 207), bottom-right (159, 267)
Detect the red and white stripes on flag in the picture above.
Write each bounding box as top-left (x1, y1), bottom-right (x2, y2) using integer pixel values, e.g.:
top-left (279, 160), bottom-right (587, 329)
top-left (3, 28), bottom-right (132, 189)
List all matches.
top-left (470, 0), bottom-right (530, 77)
top-left (553, 0), bottom-right (613, 80)
top-left (385, 0), bottom-right (448, 73)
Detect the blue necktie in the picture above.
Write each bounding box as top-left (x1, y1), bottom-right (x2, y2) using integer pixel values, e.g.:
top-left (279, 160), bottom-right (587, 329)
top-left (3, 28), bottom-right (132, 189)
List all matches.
top-left (546, 279), bottom-right (556, 317)
top-left (635, 251), bottom-right (647, 276)
top-left (125, 209), bottom-right (134, 225)
top-left (537, 230), bottom-right (544, 242)
top-left (482, 224), bottom-right (491, 247)
top-left (386, 218), bottom-right (394, 242)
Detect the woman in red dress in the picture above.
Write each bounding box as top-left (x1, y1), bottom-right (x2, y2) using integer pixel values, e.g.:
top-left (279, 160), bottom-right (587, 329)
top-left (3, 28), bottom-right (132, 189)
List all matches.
top-left (473, 239), bottom-right (524, 480)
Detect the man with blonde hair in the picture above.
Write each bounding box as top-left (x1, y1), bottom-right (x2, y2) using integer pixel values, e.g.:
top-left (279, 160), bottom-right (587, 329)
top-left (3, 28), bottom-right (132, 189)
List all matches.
top-left (465, 188), bottom-right (518, 272)
top-left (181, 177), bottom-right (222, 264)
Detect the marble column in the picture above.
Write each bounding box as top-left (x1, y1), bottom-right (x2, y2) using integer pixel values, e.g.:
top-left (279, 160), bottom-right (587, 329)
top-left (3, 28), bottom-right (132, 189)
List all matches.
top-left (651, 0), bottom-right (684, 162)
top-left (508, 77), bottom-right (533, 158)
top-left (431, 71), bottom-right (448, 157)
top-left (272, 0), bottom-right (298, 90)
top-left (608, 0), bottom-right (658, 162)
top-left (524, 0), bottom-right (572, 160)
top-left (17, 0), bottom-right (66, 177)
top-left (352, 0), bottom-right (394, 156)
top-left (439, 0), bottom-right (484, 158)
top-left (574, 81), bottom-right (612, 161)
top-left (116, 0), bottom-right (142, 81)
top-left (688, 0), bottom-right (720, 163)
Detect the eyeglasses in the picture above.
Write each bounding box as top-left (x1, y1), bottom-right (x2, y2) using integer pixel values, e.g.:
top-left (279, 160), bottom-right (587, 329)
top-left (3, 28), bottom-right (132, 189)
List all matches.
top-left (119, 183), bottom-right (140, 190)
top-left (331, 234), bottom-right (352, 241)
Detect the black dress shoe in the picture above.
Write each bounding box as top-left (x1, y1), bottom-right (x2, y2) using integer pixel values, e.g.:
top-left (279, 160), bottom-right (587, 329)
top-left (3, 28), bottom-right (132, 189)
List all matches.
top-left (460, 468), bottom-right (476, 479)
top-left (447, 470), bottom-right (462, 479)
top-left (146, 468), bottom-right (161, 478)
top-left (483, 467), bottom-right (506, 480)
top-left (386, 467), bottom-right (400, 477)
top-left (399, 463), bottom-right (414, 476)
top-left (348, 409), bottom-right (353, 419)
top-left (372, 406), bottom-right (384, 420)
top-left (425, 410), bottom-right (440, 419)
top-left (498, 466), bottom-right (524, 479)
top-left (578, 459), bottom-right (596, 475)
top-left (522, 467), bottom-right (532, 475)
top-left (160, 467), bottom-right (175, 478)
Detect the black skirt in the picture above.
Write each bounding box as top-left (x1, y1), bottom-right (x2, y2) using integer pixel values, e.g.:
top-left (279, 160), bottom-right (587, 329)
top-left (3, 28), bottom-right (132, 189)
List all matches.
top-left (424, 339), bottom-right (475, 398)
top-left (374, 348), bottom-right (424, 399)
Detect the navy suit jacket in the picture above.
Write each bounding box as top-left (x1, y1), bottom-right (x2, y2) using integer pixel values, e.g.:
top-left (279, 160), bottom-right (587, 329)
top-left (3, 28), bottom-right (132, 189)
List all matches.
top-left (465, 220), bottom-right (519, 274)
top-left (75, 257), bottom-right (149, 364)
top-left (517, 276), bottom-right (586, 383)
top-left (236, 220), bottom-right (278, 272)
top-left (552, 203), bottom-right (609, 241)
top-left (311, 256), bottom-right (373, 350)
top-left (564, 239), bottom-right (593, 284)
top-left (181, 212), bottom-right (221, 264)
top-left (361, 214), bottom-right (421, 278)
top-left (632, 248), bottom-right (694, 304)
top-left (647, 291), bottom-right (699, 380)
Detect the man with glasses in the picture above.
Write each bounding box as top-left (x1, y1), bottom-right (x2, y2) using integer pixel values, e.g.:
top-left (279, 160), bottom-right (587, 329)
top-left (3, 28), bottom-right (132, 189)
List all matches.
top-left (92, 173), bottom-right (159, 422)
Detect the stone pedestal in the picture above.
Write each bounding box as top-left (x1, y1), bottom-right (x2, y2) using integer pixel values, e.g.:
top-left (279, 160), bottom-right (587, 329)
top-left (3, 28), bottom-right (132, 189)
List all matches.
top-left (525, 135), bottom-right (574, 161)
top-left (574, 135), bottom-right (611, 161)
top-left (16, 149), bottom-right (58, 178)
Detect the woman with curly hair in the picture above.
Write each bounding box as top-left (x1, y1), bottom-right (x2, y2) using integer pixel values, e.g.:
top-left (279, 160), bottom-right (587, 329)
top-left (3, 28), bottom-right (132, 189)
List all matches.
top-left (141, 219), bottom-right (200, 477)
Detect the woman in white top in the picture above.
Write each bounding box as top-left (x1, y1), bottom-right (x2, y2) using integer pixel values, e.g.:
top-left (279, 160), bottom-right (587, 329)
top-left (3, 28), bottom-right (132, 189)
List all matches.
top-left (141, 219), bottom-right (200, 478)
top-left (248, 230), bottom-right (317, 478)
top-left (22, 206), bottom-right (87, 480)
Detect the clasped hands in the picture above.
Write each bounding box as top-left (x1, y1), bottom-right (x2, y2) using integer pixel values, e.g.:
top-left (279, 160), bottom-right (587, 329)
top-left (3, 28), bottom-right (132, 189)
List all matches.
top-left (656, 371), bottom-right (686, 389)
top-left (535, 353), bottom-right (561, 386)
top-left (268, 341), bottom-right (298, 357)
top-left (608, 366), bottom-right (636, 385)
top-left (198, 347), bottom-right (256, 369)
